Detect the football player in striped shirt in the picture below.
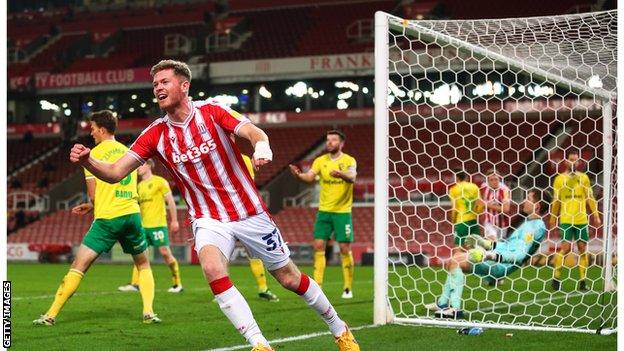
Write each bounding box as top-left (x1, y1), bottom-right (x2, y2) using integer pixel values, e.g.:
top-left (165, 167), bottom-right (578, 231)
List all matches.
top-left (480, 169), bottom-right (511, 241)
top-left (479, 169), bottom-right (511, 286)
top-left (70, 60), bottom-right (359, 351)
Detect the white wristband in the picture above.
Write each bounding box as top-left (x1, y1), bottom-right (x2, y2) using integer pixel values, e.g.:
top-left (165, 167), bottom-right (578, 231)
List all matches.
top-left (253, 140), bottom-right (273, 161)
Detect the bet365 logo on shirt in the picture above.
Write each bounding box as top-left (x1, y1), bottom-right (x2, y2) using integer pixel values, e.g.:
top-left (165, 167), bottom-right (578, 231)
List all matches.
top-left (172, 140), bottom-right (217, 164)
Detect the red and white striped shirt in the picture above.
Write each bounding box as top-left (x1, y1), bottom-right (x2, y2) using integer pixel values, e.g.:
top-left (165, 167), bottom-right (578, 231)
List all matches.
top-left (128, 99), bottom-right (265, 223)
top-left (479, 182), bottom-right (510, 228)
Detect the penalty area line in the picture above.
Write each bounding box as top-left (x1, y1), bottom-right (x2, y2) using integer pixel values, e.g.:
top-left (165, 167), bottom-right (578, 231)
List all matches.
top-left (205, 324), bottom-right (379, 351)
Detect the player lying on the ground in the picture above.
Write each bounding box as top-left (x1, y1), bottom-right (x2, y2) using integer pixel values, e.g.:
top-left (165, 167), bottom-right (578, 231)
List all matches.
top-left (426, 188), bottom-right (550, 319)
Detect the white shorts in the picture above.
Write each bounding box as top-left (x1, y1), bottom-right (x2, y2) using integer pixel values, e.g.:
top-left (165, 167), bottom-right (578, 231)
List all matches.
top-left (484, 222), bottom-right (508, 241)
top-left (192, 212), bottom-right (291, 271)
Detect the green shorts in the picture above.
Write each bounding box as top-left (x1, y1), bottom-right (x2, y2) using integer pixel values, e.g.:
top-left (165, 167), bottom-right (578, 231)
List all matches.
top-left (454, 220), bottom-right (479, 246)
top-left (144, 226), bottom-right (170, 247)
top-left (83, 213), bottom-right (147, 255)
top-left (313, 211), bottom-right (354, 243)
top-left (560, 223), bottom-right (589, 242)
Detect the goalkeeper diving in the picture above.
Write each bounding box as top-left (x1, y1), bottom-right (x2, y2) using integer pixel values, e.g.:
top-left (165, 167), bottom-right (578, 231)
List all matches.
top-left (427, 188), bottom-right (550, 319)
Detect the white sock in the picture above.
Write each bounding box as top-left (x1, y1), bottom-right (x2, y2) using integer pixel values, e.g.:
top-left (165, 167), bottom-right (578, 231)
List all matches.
top-left (300, 276), bottom-right (347, 337)
top-left (215, 286), bottom-right (269, 347)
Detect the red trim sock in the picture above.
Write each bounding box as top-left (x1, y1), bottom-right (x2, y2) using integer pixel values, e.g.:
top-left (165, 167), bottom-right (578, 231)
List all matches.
top-left (296, 273), bottom-right (311, 295)
top-left (210, 276), bottom-right (234, 295)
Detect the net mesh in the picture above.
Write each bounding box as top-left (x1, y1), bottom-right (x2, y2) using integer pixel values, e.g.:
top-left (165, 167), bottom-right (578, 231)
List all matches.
top-left (382, 10), bottom-right (617, 331)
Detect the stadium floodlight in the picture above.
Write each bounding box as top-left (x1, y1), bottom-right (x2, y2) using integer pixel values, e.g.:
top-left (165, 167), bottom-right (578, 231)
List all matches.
top-left (374, 10), bottom-right (616, 334)
top-left (210, 94), bottom-right (239, 106)
top-left (39, 100), bottom-right (60, 111)
top-left (338, 91), bottom-right (353, 100)
top-left (259, 85), bottom-right (272, 99)
top-left (286, 81), bottom-right (308, 98)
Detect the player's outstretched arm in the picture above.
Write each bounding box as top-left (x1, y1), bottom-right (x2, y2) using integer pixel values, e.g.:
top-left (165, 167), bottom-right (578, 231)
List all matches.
top-left (70, 144), bottom-right (141, 183)
top-left (471, 239), bottom-right (530, 265)
top-left (289, 164), bottom-right (317, 183)
top-left (71, 202), bottom-right (94, 215)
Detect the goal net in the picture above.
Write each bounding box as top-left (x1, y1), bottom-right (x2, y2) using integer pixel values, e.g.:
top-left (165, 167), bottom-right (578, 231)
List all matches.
top-left (373, 10), bottom-right (617, 333)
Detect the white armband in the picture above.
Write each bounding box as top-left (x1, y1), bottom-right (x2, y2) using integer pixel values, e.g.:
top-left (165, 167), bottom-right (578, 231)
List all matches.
top-left (253, 140), bottom-right (273, 161)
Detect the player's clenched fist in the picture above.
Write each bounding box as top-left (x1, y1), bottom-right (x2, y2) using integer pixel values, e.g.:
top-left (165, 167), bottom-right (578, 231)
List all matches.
top-left (70, 144), bottom-right (91, 163)
top-left (252, 140), bottom-right (272, 170)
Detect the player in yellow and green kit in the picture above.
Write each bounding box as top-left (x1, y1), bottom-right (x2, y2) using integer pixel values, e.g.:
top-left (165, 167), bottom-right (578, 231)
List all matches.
top-left (240, 152), bottom-right (279, 302)
top-left (118, 159), bottom-right (184, 293)
top-left (289, 130), bottom-right (356, 299)
top-left (551, 150), bottom-right (601, 291)
top-left (448, 169), bottom-right (482, 252)
top-left (33, 110), bottom-right (160, 326)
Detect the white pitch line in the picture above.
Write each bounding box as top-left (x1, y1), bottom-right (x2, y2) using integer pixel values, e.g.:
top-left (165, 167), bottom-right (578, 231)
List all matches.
top-left (478, 291), bottom-right (597, 313)
top-left (13, 288), bottom-right (204, 301)
top-left (13, 280), bottom-right (374, 301)
top-left (205, 324), bottom-right (379, 351)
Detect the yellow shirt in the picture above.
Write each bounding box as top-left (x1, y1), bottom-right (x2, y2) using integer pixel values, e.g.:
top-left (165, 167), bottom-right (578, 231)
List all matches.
top-left (138, 175), bottom-right (171, 228)
top-left (84, 139), bottom-right (140, 219)
top-left (553, 172), bottom-right (597, 225)
top-left (311, 153), bottom-right (356, 213)
top-left (241, 154), bottom-right (255, 180)
top-left (449, 181), bottom-right (480, 224)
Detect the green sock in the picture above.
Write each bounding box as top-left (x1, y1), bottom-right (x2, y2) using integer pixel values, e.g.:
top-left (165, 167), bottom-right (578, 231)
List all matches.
top-left (449, 268), bottom-right (465, 310)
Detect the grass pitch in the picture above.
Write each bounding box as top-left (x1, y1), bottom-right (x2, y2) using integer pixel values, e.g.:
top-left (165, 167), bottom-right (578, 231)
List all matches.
top-left (8, 263), bottom-right (616, 350)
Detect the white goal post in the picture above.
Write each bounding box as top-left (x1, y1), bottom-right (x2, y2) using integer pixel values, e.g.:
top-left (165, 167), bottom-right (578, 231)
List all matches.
top-left (374, 10), bottom-right (617, 333)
